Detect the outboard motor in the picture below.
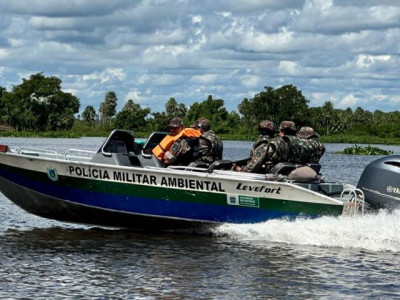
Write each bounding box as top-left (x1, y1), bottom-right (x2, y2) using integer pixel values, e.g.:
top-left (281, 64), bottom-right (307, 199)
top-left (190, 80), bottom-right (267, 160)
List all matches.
top-left (357, 155), bottom-right (400, 209)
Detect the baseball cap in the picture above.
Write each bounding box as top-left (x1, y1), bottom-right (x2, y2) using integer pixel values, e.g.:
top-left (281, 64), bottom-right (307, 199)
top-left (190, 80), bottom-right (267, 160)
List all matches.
top-left (258, 120), bottom-right (277, 131)
top-left (296, 126), bottom-right (319, 139)
top-left (191, 118), bottom-right (210, 131)
top-left (168, 117), bottom-right (184, 128)
top-left (279, 121), bottom-right (296, 131)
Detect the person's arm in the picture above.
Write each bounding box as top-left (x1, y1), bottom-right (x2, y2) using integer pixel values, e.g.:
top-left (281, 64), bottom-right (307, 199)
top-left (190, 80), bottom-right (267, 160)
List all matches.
top-left (163, 151), bottom-right (177, 165)
top-left (163, 139), bottom-right (190, 165)
top-left (238, 144), bottom-right (269, 173)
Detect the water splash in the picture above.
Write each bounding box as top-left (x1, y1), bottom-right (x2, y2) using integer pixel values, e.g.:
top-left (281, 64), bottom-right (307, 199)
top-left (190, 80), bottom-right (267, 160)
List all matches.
top-left (213, 209), bottom-right (400, 252)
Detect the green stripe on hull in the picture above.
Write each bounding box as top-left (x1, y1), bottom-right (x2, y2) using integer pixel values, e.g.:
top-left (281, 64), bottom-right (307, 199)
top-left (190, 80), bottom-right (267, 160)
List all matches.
top-left (62, 175), bottom-right (343, 216)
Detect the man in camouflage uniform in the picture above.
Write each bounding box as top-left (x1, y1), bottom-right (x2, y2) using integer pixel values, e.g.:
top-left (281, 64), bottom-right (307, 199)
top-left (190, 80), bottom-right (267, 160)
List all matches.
top-left (192, 118), bottom-right (223, 163)
top-left (163, 117), bottom-right (200, 166)
top-left (278, 120), bottom-right (297, 137)
top-left (279, 122), bottom-right (325, 165)
top-left (249, 120), bottom-right (278, 158)
top-left (277, 120), bottom-right (304, 165)
top-left (233, 120), bottom-right (289, 173)
top-left (296, 126), bottom-right (325, 163)
top-left (235, 121), bottom-right (326, 174)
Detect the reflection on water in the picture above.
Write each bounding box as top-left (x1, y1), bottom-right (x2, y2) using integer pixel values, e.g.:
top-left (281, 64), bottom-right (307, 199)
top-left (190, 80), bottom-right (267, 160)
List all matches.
top-left (1, 137), bottom-right (400, 298)
top-left (2, 224), bottom-right (400, 299)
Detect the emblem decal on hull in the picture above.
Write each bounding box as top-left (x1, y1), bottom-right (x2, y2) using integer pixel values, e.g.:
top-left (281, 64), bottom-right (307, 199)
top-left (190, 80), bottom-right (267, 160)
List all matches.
top-left (47, 168), bottom-right (58, 181)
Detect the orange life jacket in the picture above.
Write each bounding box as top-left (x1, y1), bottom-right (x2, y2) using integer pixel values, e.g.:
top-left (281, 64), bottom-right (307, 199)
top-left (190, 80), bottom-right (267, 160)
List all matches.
top-left (152, 128), bottom-right (201, 160)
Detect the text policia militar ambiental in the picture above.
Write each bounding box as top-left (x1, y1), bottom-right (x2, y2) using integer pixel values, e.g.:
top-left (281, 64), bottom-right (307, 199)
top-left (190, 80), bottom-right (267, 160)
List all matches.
top-left (67, 165), bottom-right (281, 194)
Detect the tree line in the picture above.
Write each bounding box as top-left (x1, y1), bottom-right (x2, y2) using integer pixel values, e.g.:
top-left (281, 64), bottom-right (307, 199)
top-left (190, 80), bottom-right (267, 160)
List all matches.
top-left (1, 73), bottom-right (400, 139)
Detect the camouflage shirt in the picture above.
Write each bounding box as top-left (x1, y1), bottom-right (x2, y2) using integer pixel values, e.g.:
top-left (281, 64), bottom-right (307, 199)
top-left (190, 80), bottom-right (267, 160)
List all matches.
top-left (241, 135), bottom-right (325, 173)
top-left (306, 138), bottom-right (325, 163)
top-left (198, 130), bottom-right (223, 163)
top-left (283, 136), bottom-right (325, 165)
top-left (249, 135), bottom-right (270, 158)
top-left (164, 138), bottom-right (200, 165)
top-left (241, 137), bottom-right (289, 173)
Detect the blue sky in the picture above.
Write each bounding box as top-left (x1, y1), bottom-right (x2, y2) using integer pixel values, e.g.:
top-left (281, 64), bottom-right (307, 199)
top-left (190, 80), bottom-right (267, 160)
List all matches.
top-left (0, 0), bottom-right (399, 115)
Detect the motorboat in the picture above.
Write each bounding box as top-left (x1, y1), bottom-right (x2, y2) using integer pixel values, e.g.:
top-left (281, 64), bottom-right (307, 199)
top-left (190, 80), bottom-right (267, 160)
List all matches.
top-left (0, 130), bottom-right (364, 231)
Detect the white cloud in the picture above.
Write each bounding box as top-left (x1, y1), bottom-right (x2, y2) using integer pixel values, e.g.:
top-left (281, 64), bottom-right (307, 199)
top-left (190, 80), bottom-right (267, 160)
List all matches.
top-left (356, 54), bottom-right (391, 68)
top-left (125, 89), bottom-right (141, 102)
top-left (192, 15), bottom-right (202, 24)
top-left (0, 49), bottom-right (8, 59)
top-left (277, 61), bottom-right (299, 75)
top-left (190, 74), bottom-right (220, 84)
top-left (389, 95), bottom-right (400, 105)
top-left (82, 68), bottom-right (126, 84)
top-left (240, 74), bottom-right (261, 88)
top-left (0, 0), bottom-right (399, 113)
top-left (338, 93), bottom-right (359, 108)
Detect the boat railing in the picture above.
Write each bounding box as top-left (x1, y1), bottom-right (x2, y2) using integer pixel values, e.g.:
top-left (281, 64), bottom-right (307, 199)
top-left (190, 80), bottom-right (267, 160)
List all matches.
top-left (212, 169), bottom-right (267, 181)
top-left (17, 147), bottom-right (59, 159)
top-left (165, 165), bottom-right (277, 181)
top-left (341, 187), bottom-right (365, 216)
top-left (16, 147), bottom-right (97, 162)
top-left (64, 149), bottom-right (97, 162)
top-left (166, 165), bottom-right (210, 173)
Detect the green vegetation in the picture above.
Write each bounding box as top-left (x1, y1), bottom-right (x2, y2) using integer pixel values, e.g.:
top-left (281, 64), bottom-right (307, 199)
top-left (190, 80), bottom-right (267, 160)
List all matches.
top-left (320, 134), bottom-right (400, 145)
top-left (0, 73), bottom-right (79, 131)
top-left (1, 73), bottom-right (400, 144)
top-left (333, 145), bottom-right (394, 155)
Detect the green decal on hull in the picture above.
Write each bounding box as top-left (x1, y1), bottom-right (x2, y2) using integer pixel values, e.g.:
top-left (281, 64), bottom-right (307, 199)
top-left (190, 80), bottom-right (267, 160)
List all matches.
top-left (227, 194), bottom-right (259, 208)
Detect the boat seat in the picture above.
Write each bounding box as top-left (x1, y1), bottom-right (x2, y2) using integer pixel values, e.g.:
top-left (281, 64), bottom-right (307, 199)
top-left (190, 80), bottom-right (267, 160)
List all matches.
top-left (137, 153), bottom-right (165, 168)
top-left (133, 142), bottom-right (143, 155)
top-left (91, 152), bottom-right (131, 166)
top-left (141, 132), bottom-right (169, 154)
top-left (187, 161), bottom-right (209, 169)
top-left (307, 163), bottom-right (321, 174)
top-left (110, 141), bottom-right (128, 154)
top-left (294, 183), bottom-right (319, 192)
top-left (269, 162), bottom-right (297, 176)
top-left (208, 160), bottom-right (233, 173)
top-left (99, 129), bottom-right (136, 154)
top-left (319, 183), bottom-right (344, 196)
top-left (137, 132), bottom-right (169, 168)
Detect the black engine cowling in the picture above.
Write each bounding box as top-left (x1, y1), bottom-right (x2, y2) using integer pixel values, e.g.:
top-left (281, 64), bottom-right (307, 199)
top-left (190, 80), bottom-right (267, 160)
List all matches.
top-left (357, 155), bottom-right (400, 209)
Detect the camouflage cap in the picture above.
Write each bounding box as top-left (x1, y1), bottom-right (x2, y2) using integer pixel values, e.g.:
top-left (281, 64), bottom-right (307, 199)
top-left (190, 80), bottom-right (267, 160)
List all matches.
top-left (258, 120), bottom-right (277, 131)
top-left (279, 120), bottom-right (296, 131)
top-left (192, 118), bottom-right (211, 131)
top-left (168, 117), bottom-right (184, 128)
top-left (296, 126), bottom-right (319, 139)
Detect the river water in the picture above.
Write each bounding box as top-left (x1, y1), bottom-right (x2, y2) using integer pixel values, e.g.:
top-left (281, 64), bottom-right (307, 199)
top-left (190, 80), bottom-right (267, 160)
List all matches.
top-left (0, 137), bottom-right (400, 299)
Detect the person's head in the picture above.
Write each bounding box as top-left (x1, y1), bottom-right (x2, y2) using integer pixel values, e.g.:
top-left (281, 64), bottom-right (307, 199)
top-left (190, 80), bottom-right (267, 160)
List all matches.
top-left (191, 118), bottom-right (211, 133)
top-left (296, 126), bottom-right (319, 139)
top-left (168, 117), bottom-right (184, 136)
top-left (258, 120), bottom-right (277, 138)
top-left (279, 121), bottom-right (296, 137)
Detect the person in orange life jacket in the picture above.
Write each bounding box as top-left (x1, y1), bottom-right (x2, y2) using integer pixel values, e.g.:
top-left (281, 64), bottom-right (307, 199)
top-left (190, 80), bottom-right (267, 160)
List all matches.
top-left (161, 117), bottom-right (201, 166)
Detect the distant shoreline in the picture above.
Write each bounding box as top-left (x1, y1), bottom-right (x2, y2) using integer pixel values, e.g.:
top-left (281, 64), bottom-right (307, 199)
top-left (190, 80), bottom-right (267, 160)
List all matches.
top-left (1, 130), bottom-right (400, 145)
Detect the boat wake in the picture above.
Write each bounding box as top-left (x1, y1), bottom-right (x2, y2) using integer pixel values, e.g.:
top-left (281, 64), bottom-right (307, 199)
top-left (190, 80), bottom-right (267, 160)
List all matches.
top-left (212, 209), bottom-right (400, 252)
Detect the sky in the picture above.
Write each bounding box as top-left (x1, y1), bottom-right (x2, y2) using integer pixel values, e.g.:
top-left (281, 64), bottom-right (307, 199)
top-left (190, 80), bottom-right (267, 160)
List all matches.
top-left (0, 0), bottom-right (400, 115)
